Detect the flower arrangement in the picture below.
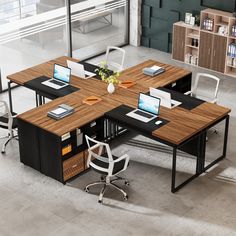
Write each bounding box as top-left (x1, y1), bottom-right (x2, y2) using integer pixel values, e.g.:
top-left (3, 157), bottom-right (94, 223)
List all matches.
top-left (95, 61), bottom-right (120, 85)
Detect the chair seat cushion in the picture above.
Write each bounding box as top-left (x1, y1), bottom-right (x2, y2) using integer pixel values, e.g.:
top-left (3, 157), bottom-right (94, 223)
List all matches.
top-left (90, 153), bottom-right (126, 175)
top-left (0, 114), bottom-right (17, 129)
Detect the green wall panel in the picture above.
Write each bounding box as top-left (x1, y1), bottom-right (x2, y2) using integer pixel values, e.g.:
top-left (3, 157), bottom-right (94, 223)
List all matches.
top-left (141, 0), bottom-right (236, 53)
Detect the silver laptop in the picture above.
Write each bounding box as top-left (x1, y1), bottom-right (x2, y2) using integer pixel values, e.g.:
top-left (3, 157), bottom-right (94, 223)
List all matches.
top-left (126, 93), bottom-right (161, 123)
top-left (149, 87), bottom-right (182, 109)
top-left (67, 60), bottom-right (96, 79)
top-left (42, 64), bottom-right (71, 90)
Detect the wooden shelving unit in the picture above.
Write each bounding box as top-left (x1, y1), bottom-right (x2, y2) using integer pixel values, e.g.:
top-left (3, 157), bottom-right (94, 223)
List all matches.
top-left (172, 8), bottom-right (236, 78)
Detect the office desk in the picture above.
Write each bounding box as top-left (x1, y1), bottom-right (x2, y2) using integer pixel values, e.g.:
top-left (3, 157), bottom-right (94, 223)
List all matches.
top-left (10, 57), bottom-right (231, 192)
top-left (105, 89), bottom-right (230, 192)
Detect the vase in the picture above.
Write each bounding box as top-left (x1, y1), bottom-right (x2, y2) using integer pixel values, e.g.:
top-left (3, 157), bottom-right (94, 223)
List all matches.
top-left (107, 83), bottom-right (115, 94)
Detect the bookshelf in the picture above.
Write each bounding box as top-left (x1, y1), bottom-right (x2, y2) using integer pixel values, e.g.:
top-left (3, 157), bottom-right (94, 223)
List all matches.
top-left (173, 8), bottom-right (236, 78)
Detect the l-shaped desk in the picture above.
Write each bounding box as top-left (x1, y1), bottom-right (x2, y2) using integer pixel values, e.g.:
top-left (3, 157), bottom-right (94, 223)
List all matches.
top-left (7, 56), bottom-right (231, 193)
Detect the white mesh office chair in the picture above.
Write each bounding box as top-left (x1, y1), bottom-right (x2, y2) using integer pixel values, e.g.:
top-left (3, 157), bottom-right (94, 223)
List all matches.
top-left (185, 73), bottom-right (220, 103)
top-left (0, 101), bottom-right (18, 153)
top-left (185, 73), bottom-right (220, 136)
top-left (105, 46), bottom-right (126, 72)
top-left (84, 135), bottom-right (130, 203)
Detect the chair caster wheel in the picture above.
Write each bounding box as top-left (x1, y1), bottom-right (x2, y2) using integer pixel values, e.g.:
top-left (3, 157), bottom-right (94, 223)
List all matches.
top-left (125, 181), bottom-right (129, 186)
top-left (84, 187), bottom-right (89, 193)
top-left (98, 200), bottom-right (103, 204)
top-left (1, 151), bottom-right (5, 154)
top-left (100, 176), bottom-right (105, 181)
top-left (123, 195), bottom-right (128, 201)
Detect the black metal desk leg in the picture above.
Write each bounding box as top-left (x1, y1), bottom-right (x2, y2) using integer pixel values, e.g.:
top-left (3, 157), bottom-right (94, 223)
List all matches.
top-left (8, 81), bottom-right (13, 113)
top-left (171, 147), bottom-right (177, 193)
top-left (223, 115), bottom-right (230, 158)
top-left (35, 92), bottom-right (39, 107)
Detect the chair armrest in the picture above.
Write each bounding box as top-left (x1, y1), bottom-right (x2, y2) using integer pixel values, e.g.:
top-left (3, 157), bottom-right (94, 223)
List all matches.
top-left (113, 154), bottom-right (129, 163)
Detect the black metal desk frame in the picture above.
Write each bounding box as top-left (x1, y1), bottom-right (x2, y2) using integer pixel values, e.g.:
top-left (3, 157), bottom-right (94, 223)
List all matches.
top-left (104, 113), bottom-right (229, 193)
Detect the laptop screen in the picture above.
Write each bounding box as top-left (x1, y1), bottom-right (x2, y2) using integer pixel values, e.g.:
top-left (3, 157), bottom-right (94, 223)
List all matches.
top-left (138, 93), bottom-right (161, 115)
top-left (53, 64), bottom-right (71, 83)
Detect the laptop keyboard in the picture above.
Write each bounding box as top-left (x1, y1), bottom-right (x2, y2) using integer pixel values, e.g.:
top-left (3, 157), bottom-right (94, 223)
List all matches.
top-left (50, 80), bottom-right (66, 86)
top-left (134, 110), bottom-right (154, 119)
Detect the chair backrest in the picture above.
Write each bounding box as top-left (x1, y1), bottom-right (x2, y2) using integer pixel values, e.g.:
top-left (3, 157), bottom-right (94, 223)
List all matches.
top-left (105, 46), bottom-right (126, 72)
top-left (0, 101), bottom-right (13, 130)
top-left (192, 73), bottom-right (220, 103)
top-left (85, 135), bottom-right (114, 175)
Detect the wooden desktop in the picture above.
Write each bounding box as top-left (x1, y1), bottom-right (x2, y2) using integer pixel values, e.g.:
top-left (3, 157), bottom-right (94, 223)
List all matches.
top-left (7, 56), bottom-right (231, 192)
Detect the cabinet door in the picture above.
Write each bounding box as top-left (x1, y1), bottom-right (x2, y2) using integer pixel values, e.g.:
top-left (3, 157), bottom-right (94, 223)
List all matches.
top-left (199, 31), bottom-right (213, 69)
top-left (172, 25), bottom-right (186, 62)
top-left (211, 35), bottom-right (227, 73)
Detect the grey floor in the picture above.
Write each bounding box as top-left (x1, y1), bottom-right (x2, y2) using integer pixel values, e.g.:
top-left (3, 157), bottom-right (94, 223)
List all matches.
top-left (0, 46), bottom-right (236, 236)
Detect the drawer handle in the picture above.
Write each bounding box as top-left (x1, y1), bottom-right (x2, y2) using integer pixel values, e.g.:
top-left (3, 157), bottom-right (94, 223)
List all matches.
top-left (90, 121), bottom-right (96, 127)
top-left (172, 82), bottom-right (176, 87)
top-left (72, 164), bottom-right (78, 168)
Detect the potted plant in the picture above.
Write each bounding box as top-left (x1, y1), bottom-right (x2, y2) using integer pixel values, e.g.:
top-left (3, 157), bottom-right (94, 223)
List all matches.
top-left (96, 62), bottom-right (120, 94)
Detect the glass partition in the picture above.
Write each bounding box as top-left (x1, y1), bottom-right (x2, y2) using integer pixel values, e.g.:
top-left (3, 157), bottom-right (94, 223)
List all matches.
top-left (0, 0), bottom-right (67, 90)
top-left (70, 0), bottom-right (129, 60)
top-left (0, 0), bottom-right (129, 91)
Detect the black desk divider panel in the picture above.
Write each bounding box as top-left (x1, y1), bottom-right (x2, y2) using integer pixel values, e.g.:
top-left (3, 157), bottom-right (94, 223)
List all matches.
top-left (105, 104), bottom-right (169, 136)
top-left (78, 61), bottom-right (114, 81)
top-left (159, 87), bottom-right (205, 110)
top-left (25, 76), bottom-right (79, 99)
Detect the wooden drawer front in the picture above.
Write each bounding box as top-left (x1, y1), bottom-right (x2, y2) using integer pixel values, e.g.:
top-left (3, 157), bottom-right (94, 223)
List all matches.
top-left (63, 152), bottom-right (84, 181)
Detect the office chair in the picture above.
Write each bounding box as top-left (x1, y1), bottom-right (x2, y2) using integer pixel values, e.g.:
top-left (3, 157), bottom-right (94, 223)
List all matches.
top-left (185, 73), bottom-right (220, 104)
top-left (84, 135), bottom-right (130, 204)
top-left (185, 73), bottom-right (220, 136)
top-left (105, 46), bottom-right (126, 72)
top-left (0, 101), bottom-right (18, 153)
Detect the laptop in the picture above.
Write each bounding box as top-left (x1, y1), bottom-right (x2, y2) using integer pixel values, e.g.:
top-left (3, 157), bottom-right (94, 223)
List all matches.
top-left (149, 87), bottom-right (182, 109)
top-left (67, 60), bottom-right (96, 79)
top-left (42, 64), bottom-right (71, 90)
top-left (126, 93), bottom-right (161, 123)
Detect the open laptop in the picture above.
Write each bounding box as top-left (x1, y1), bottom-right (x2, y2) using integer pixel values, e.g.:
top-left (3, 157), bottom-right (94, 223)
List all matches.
top-left (67, 60), bottom-right (96, 79)
top-left (126, 93), bottom-right (161, 123)
top-left (42, 64), bottom-right (71, 90)
top-left (149, 87), bottom-right (182, 109)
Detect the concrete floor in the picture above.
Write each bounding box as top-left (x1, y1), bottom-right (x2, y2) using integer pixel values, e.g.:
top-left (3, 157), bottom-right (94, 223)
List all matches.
top-left (0, 46), bottom-right (236, 236)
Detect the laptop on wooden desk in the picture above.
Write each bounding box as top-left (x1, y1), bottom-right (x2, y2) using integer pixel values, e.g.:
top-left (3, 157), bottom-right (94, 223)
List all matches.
top-left (42, 64), bottom-right (71, 90)
top-left (126, 93), bottom-right (161, 123)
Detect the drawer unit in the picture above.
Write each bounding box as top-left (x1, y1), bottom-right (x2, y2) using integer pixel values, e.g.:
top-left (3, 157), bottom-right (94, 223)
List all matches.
top-left (63, 152), bottom-right (85, 181)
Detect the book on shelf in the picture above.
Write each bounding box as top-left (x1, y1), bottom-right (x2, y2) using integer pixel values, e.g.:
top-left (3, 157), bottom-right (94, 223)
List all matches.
top-left (143, 65), bottom-right (165, 76)
top-left (228, 43), bottom-right (236, 58)
top-left (47, 104), bottom-right (74, 120)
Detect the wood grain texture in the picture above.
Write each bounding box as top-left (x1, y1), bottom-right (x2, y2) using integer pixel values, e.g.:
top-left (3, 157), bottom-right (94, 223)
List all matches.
top-left (15, 57), bottom-right (231, 145)
top-left (7, 56), bottom-right (77, 85)
top-left (18, 89), bottom-right (121, 136)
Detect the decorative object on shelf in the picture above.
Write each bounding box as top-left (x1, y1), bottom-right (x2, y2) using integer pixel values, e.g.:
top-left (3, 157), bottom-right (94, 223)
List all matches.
top-left (191, 38), bottom-right (199, 47)
top-left (231, 25), bottom-right (236, 37)
top-left (185, 53), bottom-right (198, 65)
top-left (95, 61), bottom-right (120, 94)
top-left (190, 16), bottom-right (195, 26)
top-left (195, 14), bottom-right (200, 26)
top-left (218, 26), bottom-right (228, 36)
top-left (185, 13), bottom-right (192, 24)
top-left (202, 18), bottom-right (214, 31)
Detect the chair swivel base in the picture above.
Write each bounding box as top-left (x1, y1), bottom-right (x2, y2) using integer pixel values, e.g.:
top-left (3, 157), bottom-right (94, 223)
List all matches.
top-left (1, 135), bottom-right (18, 154)
top-left (84, 176), bottom-right (129, 203)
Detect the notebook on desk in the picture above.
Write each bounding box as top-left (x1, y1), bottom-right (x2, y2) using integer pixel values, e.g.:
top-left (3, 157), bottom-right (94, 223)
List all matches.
top-left (67, 60), bottom-right (96, 79)
top-left (149, 87), bottom-right (182, 109)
